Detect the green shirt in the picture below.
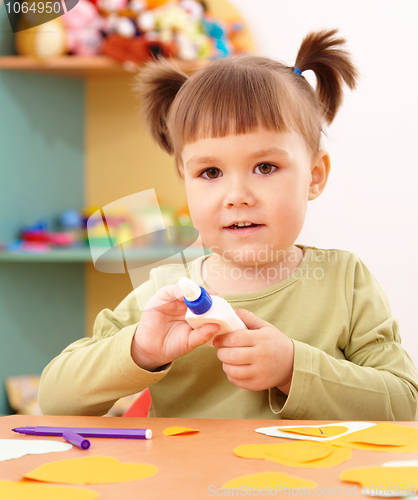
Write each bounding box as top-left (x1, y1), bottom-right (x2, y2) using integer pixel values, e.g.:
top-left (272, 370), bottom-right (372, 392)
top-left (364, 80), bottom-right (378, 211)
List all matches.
top-left (39, 246), bottom-right (418, 420)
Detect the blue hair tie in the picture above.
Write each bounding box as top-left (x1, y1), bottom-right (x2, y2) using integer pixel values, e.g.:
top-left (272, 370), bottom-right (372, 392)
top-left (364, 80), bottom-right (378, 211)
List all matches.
top-left (293, 67), bottom-right (302, 76)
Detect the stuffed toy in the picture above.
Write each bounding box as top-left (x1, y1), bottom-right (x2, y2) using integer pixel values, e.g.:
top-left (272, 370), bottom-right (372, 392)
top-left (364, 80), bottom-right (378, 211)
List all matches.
top-left (98, 0), bottom-right (144, 39)
top-left (137, 0), bottom-right (208, 60)
top-left (101, 34), bottom-right (177, 64)
top-left (15, 14), bottom-right (67, 60)
top-left (62, 0), bottom-right (105, 55)
top-left (202, 12), bottom-right (232, 58)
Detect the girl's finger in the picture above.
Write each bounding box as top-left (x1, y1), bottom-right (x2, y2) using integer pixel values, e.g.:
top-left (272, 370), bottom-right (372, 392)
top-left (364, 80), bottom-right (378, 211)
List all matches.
top-left (144, 284), bottom-right (184, 311)
top-left (214, 330), bottom-right (256, 348)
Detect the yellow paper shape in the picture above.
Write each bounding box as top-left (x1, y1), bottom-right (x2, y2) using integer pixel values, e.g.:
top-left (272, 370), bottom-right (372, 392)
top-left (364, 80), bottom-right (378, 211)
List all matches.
top-left (24, 456), bottom-right (158, 485)
top-left (330, 424), bottom-right (418, 453)
top-left (332, 437), bottom-right (418, 453)
top-left (223, 471), bottom-right (317, 491)
top-left (281, 426), bottom-right (349, 438)
top-left (340, 466), bottom-right (418, 493)
top-left (333, 423), bottom-right (418, 446)
top-left (267, 445), bottom-right (352, 469)
top-left (0, 480), bottom-right (99, 500)
top-left (162, 426), bottom-right (199, 436)
top-left (266, 441), bottom-right (333, 462)
top-left (234, 442), bottom-right (352, 468)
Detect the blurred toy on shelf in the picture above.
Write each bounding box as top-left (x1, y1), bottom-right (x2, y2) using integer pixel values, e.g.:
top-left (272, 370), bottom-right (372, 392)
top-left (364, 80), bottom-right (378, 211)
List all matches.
top-left (101, 35), bottom-right (177, 66)
top-left (15, 14), bottom-right (67, 60)
top-left (5, 219), bottom-right (75, 253)
top-left (59, 209), bottom-right (85, 242)
top-left (62, 0), bottom-right (105, 56)
top-left (2, 202), bottom-right (198, 254)
top-left (14, 0), bottom-right (250, 64)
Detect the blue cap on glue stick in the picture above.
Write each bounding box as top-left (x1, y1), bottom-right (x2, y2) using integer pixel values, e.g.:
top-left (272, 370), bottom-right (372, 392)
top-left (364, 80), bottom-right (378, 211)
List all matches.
top-left (178, 277), bottom-right (213, 315)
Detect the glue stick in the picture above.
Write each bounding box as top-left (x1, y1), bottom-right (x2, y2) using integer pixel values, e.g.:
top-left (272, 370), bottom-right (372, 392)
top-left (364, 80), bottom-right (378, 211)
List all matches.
top-left (177, 277), bottom-right (247, 347)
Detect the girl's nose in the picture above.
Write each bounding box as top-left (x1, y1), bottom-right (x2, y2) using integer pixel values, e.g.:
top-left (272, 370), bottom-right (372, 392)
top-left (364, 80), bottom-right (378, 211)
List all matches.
top-left (223, 179), bottom-right (256, 208)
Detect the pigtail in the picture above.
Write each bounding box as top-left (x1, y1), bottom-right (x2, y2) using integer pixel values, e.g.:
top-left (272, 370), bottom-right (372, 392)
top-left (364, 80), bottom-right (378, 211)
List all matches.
top-left (294, 29), bottom-right (359, 125)
top-left (134, 59), bottom-right (188, 155)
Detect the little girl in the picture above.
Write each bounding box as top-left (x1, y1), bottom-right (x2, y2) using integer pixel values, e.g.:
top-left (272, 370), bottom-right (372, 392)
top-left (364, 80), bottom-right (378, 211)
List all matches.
top-left (39, 29), bottom-right (418, 420)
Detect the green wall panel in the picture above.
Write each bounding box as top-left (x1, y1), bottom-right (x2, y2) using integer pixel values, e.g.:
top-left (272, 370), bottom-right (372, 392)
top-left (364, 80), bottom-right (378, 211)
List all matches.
top-left (0, 263), bottom-right (85, 414)
top-left (0, 3), bottom-right (86, 414)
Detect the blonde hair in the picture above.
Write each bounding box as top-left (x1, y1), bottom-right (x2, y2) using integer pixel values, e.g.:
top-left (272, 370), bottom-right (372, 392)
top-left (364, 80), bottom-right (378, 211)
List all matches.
top-left (135, 29), bottom-right (359, 173)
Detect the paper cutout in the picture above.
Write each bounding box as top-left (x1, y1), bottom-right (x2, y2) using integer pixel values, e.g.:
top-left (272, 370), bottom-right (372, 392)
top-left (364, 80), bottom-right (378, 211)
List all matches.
top-left (162, 427), bottom-right (199, 436)
top-left (0, 439), bottom-right (72, 461)
top-left (0, 480), bottom-right (99, 500)
top-left (281, 426), bottom-right (349, 438)
top-left (332, 423), bottom-right (418, 446)
top-left (236, 442), bottom-right (332, 462)
top-left (340, 467), bottom-right (418, 496)
top-left (24, 456), bottom-right (158, 485)
top-left (234, 441), bottom-right (352, 468)
top-left (256, 422), bottom-right (375, 442)
top-left (222, 472), bottom-right (317, 491)
top-left (332, 438), bottom-right (418, 454)
top-left (383, 460), bottom-right (418, 467)
top-left (330, 424), bottom-right (418, 453)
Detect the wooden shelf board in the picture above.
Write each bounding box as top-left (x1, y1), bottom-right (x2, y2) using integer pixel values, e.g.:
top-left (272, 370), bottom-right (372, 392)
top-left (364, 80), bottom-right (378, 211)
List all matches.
top-left (0, 56), bottom-right (206, 78)
top-left (0, 246), bottom-right (210, 262)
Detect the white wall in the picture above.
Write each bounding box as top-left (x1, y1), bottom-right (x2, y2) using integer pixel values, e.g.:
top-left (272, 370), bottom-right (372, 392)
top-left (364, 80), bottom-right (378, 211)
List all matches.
top-left (230, 0), bottom-right (418, 367)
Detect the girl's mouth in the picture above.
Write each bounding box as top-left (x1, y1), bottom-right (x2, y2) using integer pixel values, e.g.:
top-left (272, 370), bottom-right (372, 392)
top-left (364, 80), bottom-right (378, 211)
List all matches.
top-left (224, 223), bottom-right (264, 234)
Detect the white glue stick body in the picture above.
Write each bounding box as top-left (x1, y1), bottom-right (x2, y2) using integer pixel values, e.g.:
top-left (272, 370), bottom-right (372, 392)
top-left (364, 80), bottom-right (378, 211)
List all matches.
top-left (178, 277), bottom-right (247, 347)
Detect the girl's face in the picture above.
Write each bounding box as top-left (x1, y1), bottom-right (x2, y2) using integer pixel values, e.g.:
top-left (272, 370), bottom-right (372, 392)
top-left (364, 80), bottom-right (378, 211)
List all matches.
top-left (179, 128), bottom-right (328, 266)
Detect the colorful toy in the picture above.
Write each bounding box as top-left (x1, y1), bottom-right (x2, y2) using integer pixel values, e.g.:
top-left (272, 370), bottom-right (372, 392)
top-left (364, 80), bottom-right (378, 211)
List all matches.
top-left (137, 1), bottom-right (209, 60)
top-left (62, 0), bottom-right (105, 56)
top-left (101, 34), bottom-right (177, 64)
top-left (15, 15), bottom-right (67, 60)
top-left (15, 0), bottom-right (248, 63)
top-left (202, 12), bottom-right (232, 58)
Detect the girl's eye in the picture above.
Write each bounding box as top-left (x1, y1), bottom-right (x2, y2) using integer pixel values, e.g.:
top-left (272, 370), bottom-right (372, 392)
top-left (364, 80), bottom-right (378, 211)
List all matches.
top-left (255, 163), bottom-right (277, 175)
top-left (201, 168), bottom-right (221, 179)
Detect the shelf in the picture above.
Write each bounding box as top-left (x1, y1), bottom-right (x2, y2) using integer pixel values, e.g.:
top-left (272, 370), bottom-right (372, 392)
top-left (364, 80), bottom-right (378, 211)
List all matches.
top-left (0, 55), bottom-right (206, 78)
top-left (0, 246), bottom-right (210, 262)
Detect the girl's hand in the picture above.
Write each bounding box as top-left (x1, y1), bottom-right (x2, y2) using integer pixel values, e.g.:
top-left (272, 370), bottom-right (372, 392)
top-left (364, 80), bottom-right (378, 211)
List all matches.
top-left (213, 309), bottom-right (294, 394)
top-left (131, 282), bottom-right (220, 371)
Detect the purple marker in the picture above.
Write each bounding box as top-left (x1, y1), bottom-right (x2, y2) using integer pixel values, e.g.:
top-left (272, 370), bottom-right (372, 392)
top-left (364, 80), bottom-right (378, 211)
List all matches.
top-left (63, 430), bottom-right (91, 450)
top-left (12, 426), bottom-right (152, 439)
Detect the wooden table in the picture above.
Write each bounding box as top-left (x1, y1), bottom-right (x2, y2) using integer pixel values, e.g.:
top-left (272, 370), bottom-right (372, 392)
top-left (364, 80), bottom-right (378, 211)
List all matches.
top-left (1, 415), bottom-right (417, 499)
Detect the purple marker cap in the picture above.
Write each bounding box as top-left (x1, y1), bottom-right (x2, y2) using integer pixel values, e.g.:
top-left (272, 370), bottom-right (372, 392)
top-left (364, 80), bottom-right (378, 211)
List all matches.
top-left (63, 430), bottom-right (91, 450)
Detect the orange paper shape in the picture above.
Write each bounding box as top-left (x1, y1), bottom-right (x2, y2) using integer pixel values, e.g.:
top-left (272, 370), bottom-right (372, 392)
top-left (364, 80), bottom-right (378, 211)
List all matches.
top-left (23, 456), bottom-right (158, 485)
top-left (234, 441), bottom-right (352, 468)
top-left (281, 426), bottom-right (349, 438)
top-left (340, 466), bottom-right (418, 495)
top-left (0, 480), bottom-right (99, 500)
top-left (222, 471), bottom-right (317, 491)
top-left (162, 426), bottom-right (199, 436)
top-left (265, 441), bottom-right (333, 462)
top-left (330, 424), bottom-right (418, 452)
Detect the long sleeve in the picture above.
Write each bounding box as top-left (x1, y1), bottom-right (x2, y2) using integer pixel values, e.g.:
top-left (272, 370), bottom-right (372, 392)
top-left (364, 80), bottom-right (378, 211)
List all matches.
top-left (38, 248), bottom-right (418, 419)
top-left (269, 254), bottom-right (418, 420)
top-left (38, 277), bottom-right (170, 416)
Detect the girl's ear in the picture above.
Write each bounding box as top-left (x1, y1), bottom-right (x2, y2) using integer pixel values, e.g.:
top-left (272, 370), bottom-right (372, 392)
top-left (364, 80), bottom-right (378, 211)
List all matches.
top-left (308, 150), bottom-right (331, 200)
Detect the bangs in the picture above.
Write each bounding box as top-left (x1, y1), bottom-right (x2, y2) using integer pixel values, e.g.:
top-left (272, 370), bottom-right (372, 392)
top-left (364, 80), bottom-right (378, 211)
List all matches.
top-left (168, 56), bottom-right (322, 166)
